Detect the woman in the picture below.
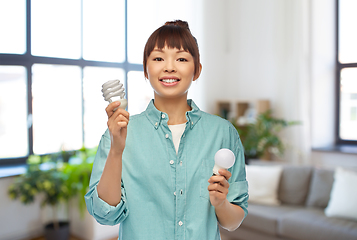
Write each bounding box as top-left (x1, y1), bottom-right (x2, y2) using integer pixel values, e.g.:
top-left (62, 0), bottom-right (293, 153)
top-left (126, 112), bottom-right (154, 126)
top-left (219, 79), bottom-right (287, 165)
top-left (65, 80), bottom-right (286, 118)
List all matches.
top-left (85, 20), bottom-right (248, 240)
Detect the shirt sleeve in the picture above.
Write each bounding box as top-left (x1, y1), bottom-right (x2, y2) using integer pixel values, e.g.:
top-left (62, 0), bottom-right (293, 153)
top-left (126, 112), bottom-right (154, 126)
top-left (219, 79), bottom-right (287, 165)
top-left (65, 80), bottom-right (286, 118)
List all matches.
top-left (226, 124), bottom-right (249, 218)
top-left (84, 130), bottom-right (129, 225)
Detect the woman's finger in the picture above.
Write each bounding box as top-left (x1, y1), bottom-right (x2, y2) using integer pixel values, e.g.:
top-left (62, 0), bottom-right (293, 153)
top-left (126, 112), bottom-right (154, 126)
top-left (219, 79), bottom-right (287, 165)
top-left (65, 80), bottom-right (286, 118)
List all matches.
top-left (208, 176), bottom-right (230, 189)
top-left (208, 175), bottom-right (229, 186)
top-left (208, 183), bottom-right (229, 195)
top-left (105, 102), bottom-right (121, 117)
top-left (218, 169), bottom-right (232, 181)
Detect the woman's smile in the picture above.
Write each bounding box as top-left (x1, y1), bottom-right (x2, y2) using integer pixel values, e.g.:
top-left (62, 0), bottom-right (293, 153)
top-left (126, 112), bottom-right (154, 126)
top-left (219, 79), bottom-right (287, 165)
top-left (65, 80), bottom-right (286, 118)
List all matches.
top-left (160, 76), bottom-right (180, 86)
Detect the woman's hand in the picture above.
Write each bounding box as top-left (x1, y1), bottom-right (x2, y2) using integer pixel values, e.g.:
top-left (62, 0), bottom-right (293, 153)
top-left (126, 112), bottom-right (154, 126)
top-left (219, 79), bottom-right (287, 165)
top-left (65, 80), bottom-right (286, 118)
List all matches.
top-left (208, 169), bottom-right (245, 231)
top-left (105, 101), bottom-right (130, 154)
top-left (97, 101), bottom-right (128, 206)
top-left (207, 169), bottom-right (232, 208)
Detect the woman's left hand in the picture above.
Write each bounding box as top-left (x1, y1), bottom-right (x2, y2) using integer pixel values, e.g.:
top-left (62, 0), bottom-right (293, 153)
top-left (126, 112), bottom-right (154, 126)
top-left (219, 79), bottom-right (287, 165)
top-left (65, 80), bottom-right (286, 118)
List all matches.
top-left (207, 169), bottom-right (232, 208)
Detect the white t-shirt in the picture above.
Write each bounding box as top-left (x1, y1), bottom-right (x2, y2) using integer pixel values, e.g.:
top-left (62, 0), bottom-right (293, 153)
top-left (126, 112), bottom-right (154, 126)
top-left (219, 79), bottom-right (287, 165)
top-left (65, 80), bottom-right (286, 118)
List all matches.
top-left (168, 123), bottom-right (186, 154)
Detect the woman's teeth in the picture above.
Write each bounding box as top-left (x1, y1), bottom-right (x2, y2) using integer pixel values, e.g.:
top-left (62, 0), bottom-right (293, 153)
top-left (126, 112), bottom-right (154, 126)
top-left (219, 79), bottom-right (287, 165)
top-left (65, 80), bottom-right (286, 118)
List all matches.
top-left (161, 79), bottom-right (178, 83)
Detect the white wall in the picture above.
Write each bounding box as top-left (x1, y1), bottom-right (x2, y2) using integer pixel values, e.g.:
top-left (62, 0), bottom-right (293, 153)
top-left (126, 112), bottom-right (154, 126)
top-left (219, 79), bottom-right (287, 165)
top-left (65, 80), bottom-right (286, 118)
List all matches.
top-left (201, 0), bottom-right (286, 113)
top-left (0, 176), bottom-right (119, 240)
top-left (201, 0), bottom-right (312, 163)
top-left (0, 177), bottom-right (43, 240)
top-left (311, 0), bottom-right (336, 148)
top-left (200, 0), bottom-right (356, 167)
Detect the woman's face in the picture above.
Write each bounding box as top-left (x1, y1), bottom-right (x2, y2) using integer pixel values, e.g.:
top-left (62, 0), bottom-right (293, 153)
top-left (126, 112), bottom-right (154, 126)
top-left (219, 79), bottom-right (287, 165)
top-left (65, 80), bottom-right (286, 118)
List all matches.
top-left (145, 45), bottom-right (199, 100)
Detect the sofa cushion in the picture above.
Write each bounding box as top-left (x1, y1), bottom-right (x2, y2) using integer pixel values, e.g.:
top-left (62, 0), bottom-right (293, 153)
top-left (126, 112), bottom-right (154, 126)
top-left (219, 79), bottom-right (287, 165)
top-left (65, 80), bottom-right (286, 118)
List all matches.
top-left (306, 167), bottom-right (334, 208)
top-left (278, 166), bottom-right (312, 205)
top-left (241, 203), bottom-right (303, 236)
top-left (246, 165), bottom-right (283, 205)
top-left (325, 167), bottom-right (357, 221)
top-left (278, 208), bottom-right (357, 240)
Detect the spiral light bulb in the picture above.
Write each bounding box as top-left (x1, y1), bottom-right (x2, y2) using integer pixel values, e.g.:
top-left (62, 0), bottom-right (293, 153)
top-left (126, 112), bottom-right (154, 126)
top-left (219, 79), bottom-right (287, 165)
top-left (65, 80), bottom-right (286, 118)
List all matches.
top-left (212, 148), bottom-right (236, 175)
top-left (101, 79), bottom-right (127, 110)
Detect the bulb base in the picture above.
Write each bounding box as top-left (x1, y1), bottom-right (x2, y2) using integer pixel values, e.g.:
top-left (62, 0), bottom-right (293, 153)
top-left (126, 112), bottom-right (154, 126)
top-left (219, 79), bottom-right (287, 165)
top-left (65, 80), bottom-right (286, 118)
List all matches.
top-left (212, 164), bottom-right (225, 175)
top-left (113, 99), bottom-right (128, 111)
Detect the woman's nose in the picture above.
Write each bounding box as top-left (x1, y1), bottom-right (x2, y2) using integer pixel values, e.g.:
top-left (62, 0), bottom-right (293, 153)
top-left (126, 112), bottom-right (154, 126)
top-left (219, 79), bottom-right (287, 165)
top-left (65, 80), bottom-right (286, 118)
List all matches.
top-left (164, 60), bottom-right (176, 73)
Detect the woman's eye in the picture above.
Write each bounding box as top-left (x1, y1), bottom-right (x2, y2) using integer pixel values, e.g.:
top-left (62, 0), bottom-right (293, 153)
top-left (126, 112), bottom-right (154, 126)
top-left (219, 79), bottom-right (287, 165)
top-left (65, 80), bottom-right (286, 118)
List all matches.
top-left (178, 58), bottom-right (187, 62)
top-left (153, 57), bottom-right (163, 61)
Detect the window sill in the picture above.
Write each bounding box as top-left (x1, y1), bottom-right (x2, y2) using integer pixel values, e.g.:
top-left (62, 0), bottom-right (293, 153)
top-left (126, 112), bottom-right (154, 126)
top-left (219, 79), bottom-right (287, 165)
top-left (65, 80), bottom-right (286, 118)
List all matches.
top-left (0, 164), bottom-right (27, 178)
top-left (312, 144), bottom-right (357, 155)
top-left (0, 159), bottom-right (85, 179)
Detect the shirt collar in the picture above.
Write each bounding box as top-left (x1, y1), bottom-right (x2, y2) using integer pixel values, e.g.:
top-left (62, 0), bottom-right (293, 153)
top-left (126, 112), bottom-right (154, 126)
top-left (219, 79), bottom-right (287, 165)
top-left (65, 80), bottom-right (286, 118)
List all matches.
top-left (145, 99), bottom-right (202, 130)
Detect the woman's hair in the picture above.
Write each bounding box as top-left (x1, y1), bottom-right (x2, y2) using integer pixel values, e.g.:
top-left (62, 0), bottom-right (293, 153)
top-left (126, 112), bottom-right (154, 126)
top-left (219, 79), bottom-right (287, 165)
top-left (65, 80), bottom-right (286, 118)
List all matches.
top-left (143, 20), bottom-right (200, 77)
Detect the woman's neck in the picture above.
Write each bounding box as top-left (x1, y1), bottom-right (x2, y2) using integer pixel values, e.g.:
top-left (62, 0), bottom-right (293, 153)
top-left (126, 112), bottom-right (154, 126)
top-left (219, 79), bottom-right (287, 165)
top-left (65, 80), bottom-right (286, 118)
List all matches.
top-left (153, 95), bottom-right (191, 125)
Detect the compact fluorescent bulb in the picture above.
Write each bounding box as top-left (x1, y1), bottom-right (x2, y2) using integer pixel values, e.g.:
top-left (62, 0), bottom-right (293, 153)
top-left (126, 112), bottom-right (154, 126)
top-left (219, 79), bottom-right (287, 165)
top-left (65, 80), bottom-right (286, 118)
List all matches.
top-left (101, 79), bottom-right (127, 110)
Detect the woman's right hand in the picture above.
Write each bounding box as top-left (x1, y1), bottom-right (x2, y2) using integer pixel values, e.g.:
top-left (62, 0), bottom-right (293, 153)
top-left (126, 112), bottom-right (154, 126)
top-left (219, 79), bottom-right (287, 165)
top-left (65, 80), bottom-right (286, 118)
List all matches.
top-left (105, 101), bottom-right (130, 155)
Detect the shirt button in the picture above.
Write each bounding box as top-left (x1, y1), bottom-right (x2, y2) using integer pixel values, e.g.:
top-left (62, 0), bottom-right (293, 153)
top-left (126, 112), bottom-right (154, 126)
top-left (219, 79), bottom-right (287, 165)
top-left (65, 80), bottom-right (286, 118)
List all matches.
top-left (155, 122), bottom-right (158, 126)
top-left (178, 221), bottom-right (183, 226)
top-left (165, 134), bottom-right (169, 138)
top-left (162, 114), bottom-right (166, 119)
top-left (191, 121), bottom-right (194, 125)
top-left (170, 160), bottom-right (174, 165)
top-left (174, 192), bottom-right (176, 196)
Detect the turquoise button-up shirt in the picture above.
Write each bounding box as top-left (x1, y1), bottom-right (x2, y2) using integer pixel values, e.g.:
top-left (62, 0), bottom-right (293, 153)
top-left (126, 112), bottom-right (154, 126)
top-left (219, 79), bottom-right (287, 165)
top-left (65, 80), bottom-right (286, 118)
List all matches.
top-left (85, 100), bottom-right (248, 240)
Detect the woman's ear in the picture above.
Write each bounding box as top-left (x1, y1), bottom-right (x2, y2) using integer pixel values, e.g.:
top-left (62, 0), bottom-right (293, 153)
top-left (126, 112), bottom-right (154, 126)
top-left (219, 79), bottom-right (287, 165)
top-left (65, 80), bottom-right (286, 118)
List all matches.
top-left (193, 63), bottom-right (202, 81)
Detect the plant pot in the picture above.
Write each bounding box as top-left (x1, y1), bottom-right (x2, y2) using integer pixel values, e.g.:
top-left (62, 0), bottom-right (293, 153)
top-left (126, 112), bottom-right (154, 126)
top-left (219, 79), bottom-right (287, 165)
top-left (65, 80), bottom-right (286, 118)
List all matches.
top-left (44, 221), bottom-right (70, 240)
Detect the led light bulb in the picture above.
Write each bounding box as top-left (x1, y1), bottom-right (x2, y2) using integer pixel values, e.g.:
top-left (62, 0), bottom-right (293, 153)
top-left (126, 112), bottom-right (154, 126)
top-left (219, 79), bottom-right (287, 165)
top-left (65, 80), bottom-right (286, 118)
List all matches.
top-left (101, 79), bottom-right (127, 110)
top-left (212, 148), bottom-right (235, 175)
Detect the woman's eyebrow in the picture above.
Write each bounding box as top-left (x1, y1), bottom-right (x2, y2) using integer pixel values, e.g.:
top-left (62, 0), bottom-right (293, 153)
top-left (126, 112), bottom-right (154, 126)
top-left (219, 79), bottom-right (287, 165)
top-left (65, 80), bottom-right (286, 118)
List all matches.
top-left (176, 49), bottom-right (188, 53)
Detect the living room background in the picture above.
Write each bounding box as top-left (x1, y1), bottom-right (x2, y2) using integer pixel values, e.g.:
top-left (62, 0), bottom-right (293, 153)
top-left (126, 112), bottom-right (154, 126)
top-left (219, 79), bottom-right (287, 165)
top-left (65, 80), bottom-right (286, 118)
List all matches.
top-left (0, 0), bottom-right (356, 239)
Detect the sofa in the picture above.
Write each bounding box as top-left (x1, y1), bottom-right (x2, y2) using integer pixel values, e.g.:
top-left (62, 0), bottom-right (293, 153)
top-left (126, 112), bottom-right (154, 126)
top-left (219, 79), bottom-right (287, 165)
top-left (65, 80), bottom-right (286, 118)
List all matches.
top-left (220, 161), bottom-right (357, 240)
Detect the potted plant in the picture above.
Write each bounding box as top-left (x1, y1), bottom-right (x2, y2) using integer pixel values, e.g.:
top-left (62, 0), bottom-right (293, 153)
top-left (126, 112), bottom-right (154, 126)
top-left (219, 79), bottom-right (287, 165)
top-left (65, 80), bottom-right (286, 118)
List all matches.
top-left (8, 154), bottom-right (72, 240)
top-left (232, 110), bottom-right (300, 162)
top-left (8, 147), bottom-right (96, 240)
top-left (63, 146), bottom-right (95, 217)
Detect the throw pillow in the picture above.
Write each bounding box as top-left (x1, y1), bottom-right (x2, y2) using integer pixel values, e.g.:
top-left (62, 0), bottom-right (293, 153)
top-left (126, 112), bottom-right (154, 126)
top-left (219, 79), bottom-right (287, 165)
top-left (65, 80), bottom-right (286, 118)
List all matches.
top-left (306, 168), bottom-right (334, 208)
top-left (278, 166), bottom-right (312, 205)
top-left (324, 167), bottom-right (357, 221)
top-left (246, 165), bottom-right (283, 205)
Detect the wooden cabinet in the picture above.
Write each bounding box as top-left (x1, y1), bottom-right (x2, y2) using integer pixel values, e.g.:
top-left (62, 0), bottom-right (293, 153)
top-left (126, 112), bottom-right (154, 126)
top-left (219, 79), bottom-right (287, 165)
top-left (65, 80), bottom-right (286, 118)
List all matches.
top-left (216, 99), bottom-right (270, 124)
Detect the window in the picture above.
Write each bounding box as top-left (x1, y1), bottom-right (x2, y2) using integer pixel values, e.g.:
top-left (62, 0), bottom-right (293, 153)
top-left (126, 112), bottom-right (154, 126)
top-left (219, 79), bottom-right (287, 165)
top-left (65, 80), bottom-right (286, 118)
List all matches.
top-left (336, 0), bottom-right (357, 144)
top-left (0, 66), bottom-right (28, 159)
top-left (0, 0), bottom-right (142, 164)
top-left (0, 0), bottom-right (201, 165)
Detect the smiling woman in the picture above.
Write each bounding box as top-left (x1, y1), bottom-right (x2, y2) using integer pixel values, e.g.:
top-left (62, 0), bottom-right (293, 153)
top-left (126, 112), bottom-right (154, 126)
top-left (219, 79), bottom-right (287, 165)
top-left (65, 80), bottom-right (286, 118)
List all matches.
top-left (85, 20), bottom-right (248, 240)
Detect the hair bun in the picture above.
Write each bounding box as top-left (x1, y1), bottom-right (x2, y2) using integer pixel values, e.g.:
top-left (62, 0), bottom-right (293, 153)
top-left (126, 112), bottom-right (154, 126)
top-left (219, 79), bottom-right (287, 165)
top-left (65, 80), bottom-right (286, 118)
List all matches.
top-left (164, 20), bottom-right (190, 30)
